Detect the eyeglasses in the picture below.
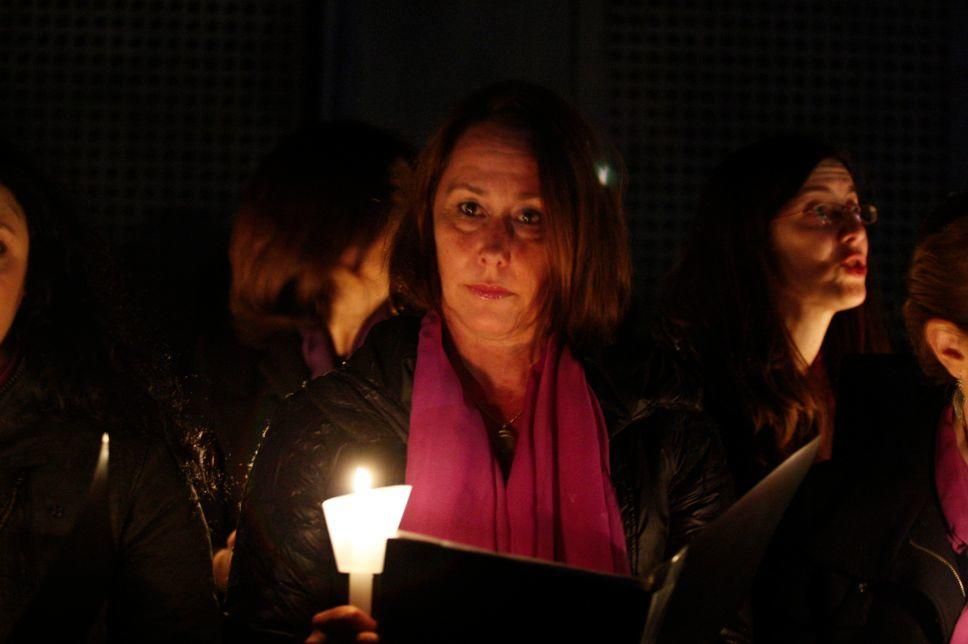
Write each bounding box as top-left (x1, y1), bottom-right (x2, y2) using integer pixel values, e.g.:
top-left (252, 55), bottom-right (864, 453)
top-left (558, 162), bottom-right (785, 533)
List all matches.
top-left (803, 202), bottom-right (879, 228)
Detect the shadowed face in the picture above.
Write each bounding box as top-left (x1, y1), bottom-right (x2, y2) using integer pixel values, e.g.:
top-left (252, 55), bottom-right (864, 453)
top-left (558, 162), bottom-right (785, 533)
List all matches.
top-left (0, 184), bottom-right (28, 352)
top-left (432, 123), bottom-right (550, 344)
top-left (770, 158), bottom-right (869, 316)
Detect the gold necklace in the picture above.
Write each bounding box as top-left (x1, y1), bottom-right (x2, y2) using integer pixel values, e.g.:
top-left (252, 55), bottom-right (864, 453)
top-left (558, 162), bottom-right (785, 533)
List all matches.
top-left (475, 404), bottom-right (524, 452)
top-left (477, 405), bottom-right (524, 430)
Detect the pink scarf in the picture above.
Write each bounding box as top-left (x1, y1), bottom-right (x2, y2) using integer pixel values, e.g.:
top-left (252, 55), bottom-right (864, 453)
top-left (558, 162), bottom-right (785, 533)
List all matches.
top-left (935, 402), bottom-right (968, 643)
top-left (399, 312), bottom-right (629, 575)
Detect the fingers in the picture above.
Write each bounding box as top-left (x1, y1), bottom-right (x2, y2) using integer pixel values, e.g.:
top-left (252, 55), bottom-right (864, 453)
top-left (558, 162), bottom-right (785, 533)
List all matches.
top-left (303, 631), bottom-right (379, 644)
top-left (211, 547), bottom-right (233, 593)
top-left (227, 529), bottom-right (237, 548)
top-left (305, 630), bottom-right (326, 644)
top-left (310, 605), bottom-right (378, 631)
top-left (307, 605), bottom-right (379, 643)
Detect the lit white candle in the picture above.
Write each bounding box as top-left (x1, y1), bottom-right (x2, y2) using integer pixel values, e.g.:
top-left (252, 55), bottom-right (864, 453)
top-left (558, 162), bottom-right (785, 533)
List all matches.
top-left (322, 467), bottom-right (411, 615)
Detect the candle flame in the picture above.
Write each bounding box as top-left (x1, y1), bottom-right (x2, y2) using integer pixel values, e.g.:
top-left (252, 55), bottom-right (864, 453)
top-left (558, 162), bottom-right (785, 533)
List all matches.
top-left (352, 467), bottom-right (373, 493)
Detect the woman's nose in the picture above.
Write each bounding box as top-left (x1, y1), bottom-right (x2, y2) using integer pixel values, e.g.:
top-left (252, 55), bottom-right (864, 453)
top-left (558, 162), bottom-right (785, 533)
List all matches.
top-left (839, 215), bottom-right (867, 245)
top-left (478, 218), bottom-right (513, 266)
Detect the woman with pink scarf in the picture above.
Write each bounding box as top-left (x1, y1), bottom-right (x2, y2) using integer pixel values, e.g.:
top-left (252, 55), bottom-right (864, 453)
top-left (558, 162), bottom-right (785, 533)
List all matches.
top-left (226, 81), bottom-right (732, 643)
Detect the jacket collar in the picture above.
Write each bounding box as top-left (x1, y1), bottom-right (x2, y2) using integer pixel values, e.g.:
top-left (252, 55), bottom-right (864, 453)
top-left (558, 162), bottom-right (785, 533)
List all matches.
top-left (312, 314), bottom-right (685, 442)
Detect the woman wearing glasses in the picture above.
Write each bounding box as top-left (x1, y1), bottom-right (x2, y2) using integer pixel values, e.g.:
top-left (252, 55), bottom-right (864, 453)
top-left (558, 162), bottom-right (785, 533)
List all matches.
top-left (653, 136), bottom-right (889, 493)
top-left (753, 195), bottom-right (968, 642)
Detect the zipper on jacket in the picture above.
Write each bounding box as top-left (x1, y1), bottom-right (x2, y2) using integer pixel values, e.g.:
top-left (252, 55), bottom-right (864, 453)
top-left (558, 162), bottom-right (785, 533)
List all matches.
top-left (910, 537), bottom-right (966, 598)
top-left (0, 355), bottom-right (24, 402)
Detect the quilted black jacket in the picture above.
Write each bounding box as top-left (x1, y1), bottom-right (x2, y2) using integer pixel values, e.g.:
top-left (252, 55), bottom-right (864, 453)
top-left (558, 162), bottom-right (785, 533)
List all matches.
top-left (226, 316), bottom-right (733, 642)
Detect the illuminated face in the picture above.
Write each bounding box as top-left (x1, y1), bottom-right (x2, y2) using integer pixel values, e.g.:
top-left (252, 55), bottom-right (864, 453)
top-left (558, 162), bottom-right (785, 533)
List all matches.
top-left (770, 159), bottom-right (868, 316)
top-left (0, 184), bottom-right (29, 352)
top-left (432, 123), bottom-right (550, 344)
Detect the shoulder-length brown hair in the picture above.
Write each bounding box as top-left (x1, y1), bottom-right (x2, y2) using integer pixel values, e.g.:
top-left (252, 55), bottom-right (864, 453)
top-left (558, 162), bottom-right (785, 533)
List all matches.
top-left (659, 135), bottom-right (890, 470)
top-left (389, 81), bottom-right (632, 353)
top-left (229, 121), bottom-right (411, 346)
top-left (904, 194), bottom-right (968, 383)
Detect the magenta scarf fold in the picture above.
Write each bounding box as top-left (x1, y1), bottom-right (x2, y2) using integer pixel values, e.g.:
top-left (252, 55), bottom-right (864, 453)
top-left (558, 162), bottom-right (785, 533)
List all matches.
top-left (399, 312), bottom-right (629, 575)
top-left (935, 403), bottom-right (968, 643)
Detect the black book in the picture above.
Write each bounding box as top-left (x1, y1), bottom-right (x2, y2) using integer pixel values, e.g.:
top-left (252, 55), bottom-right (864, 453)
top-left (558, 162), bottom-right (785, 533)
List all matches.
top-left (373, 437), bottom-right (819, 644)
top-left (376, 531), bottom-right (662, 644)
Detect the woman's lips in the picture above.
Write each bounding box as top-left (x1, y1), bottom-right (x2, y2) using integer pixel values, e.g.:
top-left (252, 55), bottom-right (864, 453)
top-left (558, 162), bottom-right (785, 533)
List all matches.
top-left (841, 256), bottom-right (867, 277)
top-left (466, 283), bottom-right (513, 299)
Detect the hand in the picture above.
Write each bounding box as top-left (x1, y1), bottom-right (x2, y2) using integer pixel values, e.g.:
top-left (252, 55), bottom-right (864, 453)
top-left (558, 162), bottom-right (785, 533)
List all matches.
top-left (212, 530), bottom-right (236, 593)
top-left (305, 605), bottom-right (379, 643)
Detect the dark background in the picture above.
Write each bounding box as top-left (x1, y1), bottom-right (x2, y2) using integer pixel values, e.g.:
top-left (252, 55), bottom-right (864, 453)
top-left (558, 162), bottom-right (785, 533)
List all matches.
top-left (2, 0), bottom-right (966, 352)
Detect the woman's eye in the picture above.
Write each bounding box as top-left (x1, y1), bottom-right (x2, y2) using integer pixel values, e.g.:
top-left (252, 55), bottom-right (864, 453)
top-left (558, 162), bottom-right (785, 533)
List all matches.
top-left (458, 201), bottom-right (482, 217)
top-left (517, 209), bottom-right (542, 225)
top-left (806, 205), bottom-right (833, 225)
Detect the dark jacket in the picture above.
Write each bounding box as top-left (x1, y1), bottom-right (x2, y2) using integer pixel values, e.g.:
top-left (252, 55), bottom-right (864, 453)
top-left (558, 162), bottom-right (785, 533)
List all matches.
top-left (753, 355), bottom-right (965, 643)
top-left (226, 315), bottom-right (734, 642)
top-left (0, 357), bottom-right (221, 643)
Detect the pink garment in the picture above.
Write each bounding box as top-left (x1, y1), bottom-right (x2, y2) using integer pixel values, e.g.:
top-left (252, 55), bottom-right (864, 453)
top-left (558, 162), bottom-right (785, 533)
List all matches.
top-left (934, 404), bottom-right (968, 643)
top-left (399, 312), bottom-right (629, 575)
top-left (299, 303), bottom-right (391, 378)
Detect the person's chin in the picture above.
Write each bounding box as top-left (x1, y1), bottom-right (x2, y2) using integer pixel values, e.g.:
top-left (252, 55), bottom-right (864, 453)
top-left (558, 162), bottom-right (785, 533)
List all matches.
top-left (452, 302), bottom-right (524, 338)
top-left (833, 284), bottom-right (867, 312)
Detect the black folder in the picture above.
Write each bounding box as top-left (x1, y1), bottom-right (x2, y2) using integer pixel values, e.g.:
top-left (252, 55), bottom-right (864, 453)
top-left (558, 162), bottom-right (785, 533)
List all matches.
top-left (376, 531), bottom-right (654, 643)
top-left (374, 436), bottom-right (819, 644)
top-left (656, 437), bottom-right (820, 642)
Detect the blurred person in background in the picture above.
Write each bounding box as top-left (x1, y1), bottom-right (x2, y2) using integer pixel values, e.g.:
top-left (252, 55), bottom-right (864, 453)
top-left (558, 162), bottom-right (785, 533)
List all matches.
top-left (0, 142), bottom-right (220, 642)
top-left (202, 122), bottom-right (411, 590)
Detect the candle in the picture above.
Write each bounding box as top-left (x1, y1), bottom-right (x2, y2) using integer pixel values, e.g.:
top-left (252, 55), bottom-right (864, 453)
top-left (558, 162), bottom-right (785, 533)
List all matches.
top-left (321, 467), bottom-right (411, 615)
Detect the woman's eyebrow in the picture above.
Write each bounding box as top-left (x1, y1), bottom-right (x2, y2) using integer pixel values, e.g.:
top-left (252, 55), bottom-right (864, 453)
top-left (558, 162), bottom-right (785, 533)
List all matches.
top-left (442, 181), bottom-right (486, 196)
top-left (0, 212), bottom-right (19, 234)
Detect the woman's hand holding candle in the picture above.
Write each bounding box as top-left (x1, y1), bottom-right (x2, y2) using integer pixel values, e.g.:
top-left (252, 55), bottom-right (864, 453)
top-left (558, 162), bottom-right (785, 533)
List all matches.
top-left (305, 605), bottom-right (379, 643)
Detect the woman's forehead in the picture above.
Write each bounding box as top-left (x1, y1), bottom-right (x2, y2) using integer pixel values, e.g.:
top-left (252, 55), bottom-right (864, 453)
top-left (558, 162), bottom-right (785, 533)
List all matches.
top-left (807, 158), bottom-right (853, 182)
top-left (798, 159), bottom-right (855, 195)
top-left (0, 184), bottom-right (26, 228)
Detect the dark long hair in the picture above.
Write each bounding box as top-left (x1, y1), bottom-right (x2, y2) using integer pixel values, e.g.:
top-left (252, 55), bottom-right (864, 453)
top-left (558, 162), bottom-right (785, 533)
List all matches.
top-left (0, 142), bottom-right (220, 505)
top-left (389, 80), bottom-right (632, 353)
top-left (659, 135), bottom-right (889, 471)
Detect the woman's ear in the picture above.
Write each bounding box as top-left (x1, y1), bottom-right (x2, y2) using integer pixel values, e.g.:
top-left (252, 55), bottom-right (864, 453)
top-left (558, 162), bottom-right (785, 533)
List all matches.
top-left (925, 318), bottom-right (968, 382)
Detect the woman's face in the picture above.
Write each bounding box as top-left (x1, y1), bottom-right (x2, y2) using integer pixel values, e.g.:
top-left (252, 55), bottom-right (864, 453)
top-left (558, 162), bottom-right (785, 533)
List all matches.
top-left (0, 185), bottom-right (28, 350)
top-left (432, 123), bottom-right (550, 344)
top-left (769, 158), bottom-right (869, 317)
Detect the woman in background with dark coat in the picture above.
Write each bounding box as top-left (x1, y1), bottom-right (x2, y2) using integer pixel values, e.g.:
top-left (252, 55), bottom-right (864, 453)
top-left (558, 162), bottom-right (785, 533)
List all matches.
top-left (753, 194), bottom-right (968, 642)
top-left (654, 136), bottom-right (889, 493)
top-left (201, 123), bottom-right (411, 590)
top-left (0, 144), bottom-right (220, 642)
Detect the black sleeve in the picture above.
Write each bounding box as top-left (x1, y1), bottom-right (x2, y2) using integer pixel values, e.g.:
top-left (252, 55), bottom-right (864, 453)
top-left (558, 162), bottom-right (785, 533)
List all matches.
top-left (225, 398), bottom-right (347, 643)
top-left (665, 410), bottom-right (735, 554)
top-left (613, 408), bottom-right (735, 577)
top-left (109, 436), bottom-right (221, 644)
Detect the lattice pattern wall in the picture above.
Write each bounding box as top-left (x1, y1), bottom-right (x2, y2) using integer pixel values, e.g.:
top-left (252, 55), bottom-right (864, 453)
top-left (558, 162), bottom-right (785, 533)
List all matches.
top-left (604, 1), bottom-right (951, 335)
top-left (0, 0), bottom-right (310, 245)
